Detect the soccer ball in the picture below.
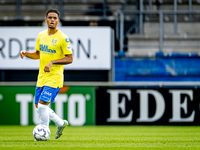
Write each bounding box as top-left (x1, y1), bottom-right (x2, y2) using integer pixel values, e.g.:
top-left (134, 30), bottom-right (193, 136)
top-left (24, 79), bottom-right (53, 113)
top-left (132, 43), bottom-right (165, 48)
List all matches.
top-left (33, 124), bottom-right (50, 141)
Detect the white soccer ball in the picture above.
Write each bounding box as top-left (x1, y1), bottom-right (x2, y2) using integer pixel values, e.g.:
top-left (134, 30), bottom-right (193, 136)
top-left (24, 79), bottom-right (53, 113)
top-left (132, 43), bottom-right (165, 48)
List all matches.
top-left (33, 124), bottom-right (50, 141)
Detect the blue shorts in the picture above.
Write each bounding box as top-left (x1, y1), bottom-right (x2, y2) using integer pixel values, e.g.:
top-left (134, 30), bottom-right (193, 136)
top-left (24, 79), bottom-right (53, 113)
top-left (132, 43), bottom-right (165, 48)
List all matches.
top-left (35, 86), bottom-right (60, 104)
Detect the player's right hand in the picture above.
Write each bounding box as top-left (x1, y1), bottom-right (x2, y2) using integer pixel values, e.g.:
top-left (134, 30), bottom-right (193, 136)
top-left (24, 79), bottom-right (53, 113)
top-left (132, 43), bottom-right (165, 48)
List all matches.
top-left (20, 50), bottom-right (26, 59)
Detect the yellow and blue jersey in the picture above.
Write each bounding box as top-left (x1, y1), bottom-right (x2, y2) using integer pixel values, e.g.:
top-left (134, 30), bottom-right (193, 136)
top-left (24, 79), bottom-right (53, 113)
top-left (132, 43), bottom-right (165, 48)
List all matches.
top-left (35, 29), bottom-right (72, 88)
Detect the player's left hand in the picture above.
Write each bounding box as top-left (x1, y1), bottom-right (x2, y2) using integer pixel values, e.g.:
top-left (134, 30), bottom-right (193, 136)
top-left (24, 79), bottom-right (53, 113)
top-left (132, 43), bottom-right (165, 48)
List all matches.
top-left (44, 61), bottom-right (53, 72)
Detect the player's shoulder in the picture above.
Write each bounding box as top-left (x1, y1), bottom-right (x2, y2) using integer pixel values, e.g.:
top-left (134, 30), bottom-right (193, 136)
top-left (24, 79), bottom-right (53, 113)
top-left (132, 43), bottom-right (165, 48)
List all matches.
top-left (57, 29), bottom-right (69, 38)
top-left (57, 30), bottom-right (70, 43)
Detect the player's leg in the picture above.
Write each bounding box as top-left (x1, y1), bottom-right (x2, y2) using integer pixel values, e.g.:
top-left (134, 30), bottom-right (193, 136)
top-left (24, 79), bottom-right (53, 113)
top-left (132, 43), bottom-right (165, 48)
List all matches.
top-left (48, 87), bottom-right (68, 139)
top-left (35, 87), bottom-right (49, 127)
top-left (45, 86), bottom-right (64, 127)
top-left (35, 86), bottom-right (68, 139)
top-left (38, 101), bottom-right (50, 127)
top-left (47, 107), bottom-right (64, 127)
top-left (35, 87), bottom-right (63, 127)
top-left (35, 86), bottom-right (54, 127)
top-left (47, 107), bottom-right (68, 139)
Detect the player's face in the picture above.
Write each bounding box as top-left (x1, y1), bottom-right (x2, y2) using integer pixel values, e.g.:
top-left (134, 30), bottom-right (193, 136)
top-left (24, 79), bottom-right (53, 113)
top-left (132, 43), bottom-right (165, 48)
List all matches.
top-left (46, 12), bottom-right (60, 29)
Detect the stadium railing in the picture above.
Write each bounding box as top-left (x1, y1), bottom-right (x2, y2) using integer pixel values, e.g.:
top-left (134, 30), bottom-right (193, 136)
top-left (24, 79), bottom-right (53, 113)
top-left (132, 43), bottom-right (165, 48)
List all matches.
top-left (115, 0), bottom-right (200, 56)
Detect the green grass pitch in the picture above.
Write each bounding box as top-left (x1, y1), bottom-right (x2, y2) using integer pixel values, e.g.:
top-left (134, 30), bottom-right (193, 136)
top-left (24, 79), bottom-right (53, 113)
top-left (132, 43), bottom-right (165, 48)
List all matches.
top-left (0, 126), bottom-right (200, 150)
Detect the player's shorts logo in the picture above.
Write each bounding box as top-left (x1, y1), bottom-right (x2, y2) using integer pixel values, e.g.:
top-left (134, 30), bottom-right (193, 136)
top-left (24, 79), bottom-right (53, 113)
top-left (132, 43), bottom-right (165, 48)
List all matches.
top-left (44, 91), bottom-right (52, 96)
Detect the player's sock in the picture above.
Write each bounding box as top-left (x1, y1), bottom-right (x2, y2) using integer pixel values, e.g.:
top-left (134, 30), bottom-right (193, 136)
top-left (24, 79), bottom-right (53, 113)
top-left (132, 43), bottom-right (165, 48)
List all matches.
top-left (38, 103), bottom-right (49, 127)
top-left (47, 107), bottom-right (64, 127)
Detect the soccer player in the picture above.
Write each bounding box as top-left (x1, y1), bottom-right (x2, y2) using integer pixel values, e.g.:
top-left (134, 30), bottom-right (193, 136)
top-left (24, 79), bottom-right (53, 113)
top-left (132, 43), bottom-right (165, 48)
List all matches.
top-left (20, 8), bottom-right (73, 139)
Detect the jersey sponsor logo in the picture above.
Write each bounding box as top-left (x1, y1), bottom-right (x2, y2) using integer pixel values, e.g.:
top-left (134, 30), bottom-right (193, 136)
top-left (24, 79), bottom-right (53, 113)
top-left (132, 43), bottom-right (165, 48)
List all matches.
top-left (65, 38), bottom-right (69, 43)
top-left (40, 44), bottom-right (56, 54)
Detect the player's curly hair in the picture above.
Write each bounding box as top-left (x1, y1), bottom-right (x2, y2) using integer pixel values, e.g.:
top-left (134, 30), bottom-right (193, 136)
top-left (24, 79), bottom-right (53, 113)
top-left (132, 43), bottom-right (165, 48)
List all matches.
top-left (46, 8), bottom-right (60, 18)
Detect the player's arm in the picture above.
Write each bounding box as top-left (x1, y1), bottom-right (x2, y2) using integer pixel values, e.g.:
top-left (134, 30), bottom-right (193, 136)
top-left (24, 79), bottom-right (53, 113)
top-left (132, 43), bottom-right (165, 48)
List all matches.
top-left (20, 50), bottom-right (40, 59)
top-left (52, 54), bottom-right (73, 65)
top-left (44, 54), bottom-right (73, 72)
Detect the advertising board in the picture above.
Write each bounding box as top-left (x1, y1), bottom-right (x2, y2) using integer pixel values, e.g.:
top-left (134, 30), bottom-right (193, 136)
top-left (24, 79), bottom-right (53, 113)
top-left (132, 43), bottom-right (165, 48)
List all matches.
top-left (96, 87), bottom-right (200, 125)
top-left (0, 27), bottom-right (112, 70)
top-left (0, 86), bottom-right (95, 126)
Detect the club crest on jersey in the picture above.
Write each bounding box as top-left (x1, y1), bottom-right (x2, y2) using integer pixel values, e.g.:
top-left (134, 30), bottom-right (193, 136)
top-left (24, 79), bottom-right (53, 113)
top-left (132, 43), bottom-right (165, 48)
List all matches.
top-left (51, 39), bottom-right (57, 46)
top-left (65, 38), bottom-right (69, 43)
